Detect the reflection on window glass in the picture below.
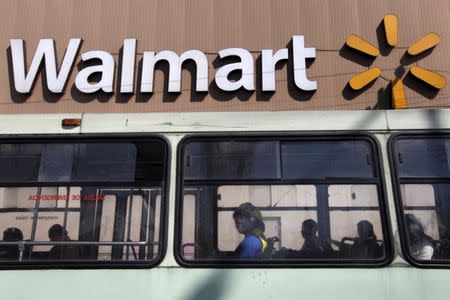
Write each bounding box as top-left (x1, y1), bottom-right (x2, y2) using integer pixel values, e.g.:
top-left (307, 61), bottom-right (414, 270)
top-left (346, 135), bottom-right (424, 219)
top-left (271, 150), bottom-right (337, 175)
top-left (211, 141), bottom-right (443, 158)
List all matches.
top-left (0, 143), bottom-right (140, 183)
top-left (400, 184), bottom-right (446, 261)
top-left (218, 185), bottom-right (317, 208)
top-left (329, 185), bottom-right (378, 207)
top-left (394, 136), bottom-right (450, 263)
top-left (182, 195), bottom-right (196, 259)
top-left (180, 138), bottom-right (389, 264)
top-left (0, 187), bottom-right (163, 263)
top-left (282, 141), bottom-right (375, 179)
top-left (0, 140), bottom-right (167, 266)
top-left (217, 202), bottom-right (317, 253)
top-left (396, 138), bottom-right (450, 178)
top-left (0, 144), bottom-right (42, 182)
top-left (184, 141), bottom-right (281, 180)
top-left (218, 186), bottom-right (271, 207)
top-left (329, 211), bottom-right (383, 258)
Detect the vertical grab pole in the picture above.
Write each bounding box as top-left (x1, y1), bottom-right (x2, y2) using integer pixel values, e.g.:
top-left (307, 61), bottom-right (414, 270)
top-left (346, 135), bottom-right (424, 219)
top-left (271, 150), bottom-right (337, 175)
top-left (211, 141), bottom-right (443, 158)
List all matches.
top-left (29, 186), bottom-right (42, 259)
top-left (30, 186), bottom-right (42, 241)
top-left (125, 190), bottom-right (134, 260)
top-left (63, 186), bottom-right (71, 231)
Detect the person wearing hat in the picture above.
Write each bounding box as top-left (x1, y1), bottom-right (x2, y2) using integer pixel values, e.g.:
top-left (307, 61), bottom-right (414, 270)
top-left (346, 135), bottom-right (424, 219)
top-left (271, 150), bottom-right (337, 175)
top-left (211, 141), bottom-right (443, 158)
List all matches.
top-left (233, 202), bottom-right (267, 259)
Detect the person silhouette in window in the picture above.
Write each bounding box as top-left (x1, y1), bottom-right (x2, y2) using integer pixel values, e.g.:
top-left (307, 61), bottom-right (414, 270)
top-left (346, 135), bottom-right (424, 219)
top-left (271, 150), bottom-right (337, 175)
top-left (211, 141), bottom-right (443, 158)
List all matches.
top-left (274, 219), bottom-right (333, 259)
top-left (0, 227), bottom-right (24, 260)
top-left (351, 220), bottom-right (383, 258)
top-left (48, 224), bottom-right (80, 260)
top-left (298, 219), bottom-right (329, 258)
top-left (405, 214), bottom-right (434, 260)
top-left (233, 202), bottom-right (267, 259)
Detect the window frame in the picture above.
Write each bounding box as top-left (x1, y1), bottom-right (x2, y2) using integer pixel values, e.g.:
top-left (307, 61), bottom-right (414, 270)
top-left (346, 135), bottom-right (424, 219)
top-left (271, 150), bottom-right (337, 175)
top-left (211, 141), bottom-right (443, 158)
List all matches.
top-left (175, 133), bottom-right (394, 268)
top-left (0, 134), bottom-right (170, 270)
top-left (389, 132), bottom-right (450, 268)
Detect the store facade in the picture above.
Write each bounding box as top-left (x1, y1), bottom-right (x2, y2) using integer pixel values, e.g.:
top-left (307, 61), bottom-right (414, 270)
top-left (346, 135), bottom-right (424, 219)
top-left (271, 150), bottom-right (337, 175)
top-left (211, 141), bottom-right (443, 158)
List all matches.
top-left (1, 0), bottom-right (450, 114)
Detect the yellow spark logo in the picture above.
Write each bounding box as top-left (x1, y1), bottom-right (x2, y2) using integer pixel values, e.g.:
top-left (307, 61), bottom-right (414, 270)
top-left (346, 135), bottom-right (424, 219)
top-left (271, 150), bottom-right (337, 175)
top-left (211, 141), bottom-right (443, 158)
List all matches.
top-left (346, 14), bottom-right (446, 109)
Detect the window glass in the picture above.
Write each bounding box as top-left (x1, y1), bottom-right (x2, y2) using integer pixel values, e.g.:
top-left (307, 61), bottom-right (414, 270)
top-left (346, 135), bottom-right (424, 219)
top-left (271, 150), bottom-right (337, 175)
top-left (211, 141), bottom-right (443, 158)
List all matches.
top-left (393, 136), bottom-right (450, 264)
top-left (179, 138), bottom-right (389, 265)
top-left (218, 186), bottom-right (272, 207)
top-left (329, 185), bottom-right (378, 207)
top-left (0, 144), bottom-right (42, 182)
top-left (217, 205), bottom-right (318, 253)
top-left (399, 183), bottom-right (448, 261)
top-left (329, 211), bottom-right (383, 257)
top-left (282, 141), bottom-right (375, 179)
top-left (184, 141), bottom-right (281, 180)
top-left (0, 140), bottom-right (167, 266)
top-left (181, 194), bottom-right (196, 260)
top-left (271, 185), bottom-right (317, 207)
top-left (0, 143), bottom-right (142, 183)
top-left (396, 138), bottom-right (450, 178)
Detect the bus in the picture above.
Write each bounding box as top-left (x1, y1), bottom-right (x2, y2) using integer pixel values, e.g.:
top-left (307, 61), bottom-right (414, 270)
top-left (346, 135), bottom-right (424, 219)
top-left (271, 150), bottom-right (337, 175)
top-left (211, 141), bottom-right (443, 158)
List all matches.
top-left (0, 109), bottom-right (449, 300)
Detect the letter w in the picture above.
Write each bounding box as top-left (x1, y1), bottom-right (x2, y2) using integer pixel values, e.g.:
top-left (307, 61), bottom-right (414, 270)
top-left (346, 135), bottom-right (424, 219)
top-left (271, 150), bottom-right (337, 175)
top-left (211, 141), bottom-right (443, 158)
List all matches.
top-left (10, 38), bottom-right (81, 93)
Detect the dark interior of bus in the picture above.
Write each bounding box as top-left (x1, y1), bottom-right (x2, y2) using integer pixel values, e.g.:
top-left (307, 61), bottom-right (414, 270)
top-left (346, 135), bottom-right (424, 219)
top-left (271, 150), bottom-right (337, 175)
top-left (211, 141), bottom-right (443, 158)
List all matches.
top-left (0, 139), bottom-right (167, 264)
top-left (179, 137), bottom-right (390, 263)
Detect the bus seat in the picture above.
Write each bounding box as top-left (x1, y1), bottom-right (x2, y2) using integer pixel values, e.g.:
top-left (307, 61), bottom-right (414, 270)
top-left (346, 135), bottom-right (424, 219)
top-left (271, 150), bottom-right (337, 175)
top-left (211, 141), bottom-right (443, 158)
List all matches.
top-left (263, 236), bottom-right (280, 259)
top-left (338, 237), bottom-right (356, 258)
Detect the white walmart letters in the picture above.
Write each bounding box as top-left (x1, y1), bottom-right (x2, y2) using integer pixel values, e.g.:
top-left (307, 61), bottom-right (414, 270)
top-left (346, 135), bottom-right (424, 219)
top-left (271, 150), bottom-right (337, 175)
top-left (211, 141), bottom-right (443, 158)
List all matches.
top-left (10, 35), bottom-right (317, 95)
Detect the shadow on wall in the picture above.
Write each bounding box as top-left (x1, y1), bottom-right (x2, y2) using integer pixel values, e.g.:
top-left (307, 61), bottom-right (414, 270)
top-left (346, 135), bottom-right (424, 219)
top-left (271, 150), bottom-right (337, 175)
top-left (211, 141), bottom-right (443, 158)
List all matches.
top-left (403, 71), bottom-right (439, 100)
top-left (342, 81), bottom-right (377, 101)
top-left (7, 46), bottom-right (29, 104)
top-left (376, 20), bottom-right (394, 57)
top-left (339, 44), bottom-right (376, 68)
top-left (426, 108), bottom-right (442, 129)
top-left (208, 54), bottom-right (253, 102)
top-left (6, 39), bottom-right (317, 105)
top-left (374, 86), bottom-right (391, 109)
top-left (69, 57), bottom-right (114, 104)
top-left (339, 42), bottom-right (378, 103)
top-left (186, 270), bottom-right (230, 300)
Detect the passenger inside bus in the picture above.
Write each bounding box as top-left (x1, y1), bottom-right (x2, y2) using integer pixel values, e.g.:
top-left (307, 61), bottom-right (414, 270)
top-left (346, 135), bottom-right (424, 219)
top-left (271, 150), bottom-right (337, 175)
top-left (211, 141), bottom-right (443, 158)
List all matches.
top-left (0, 227), bottom-right (24, 260)
top-left (351, 220), bottom-right (383, 258)
top-left (329, 220), bottom-right (382, 258)
top-left (48, 224), bottom-right (80, 260)
top-left (233, 203), bottom-right (267, 259)
top-left (299, 219), bottom-right (334, 258)
top-left (276, 219), bottom-right (333, 259)
top-left (405, 214), bottom-right (434, 260)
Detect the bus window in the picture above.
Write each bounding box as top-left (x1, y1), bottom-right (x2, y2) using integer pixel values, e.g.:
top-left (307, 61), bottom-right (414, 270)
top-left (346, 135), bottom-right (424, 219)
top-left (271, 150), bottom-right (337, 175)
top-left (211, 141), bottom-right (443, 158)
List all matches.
top-left (329, 185), bottom-right (384, 258)
top-left (182, 194), bottom-right (197, 259)
top-left (391, 135), bottom-right (450, 266)
top-left (216, 185), bottom-right (317, 253)
top-left (177, 136), bottom-right (392, 266)
top-left (0, 138), bottom-right (168, 267)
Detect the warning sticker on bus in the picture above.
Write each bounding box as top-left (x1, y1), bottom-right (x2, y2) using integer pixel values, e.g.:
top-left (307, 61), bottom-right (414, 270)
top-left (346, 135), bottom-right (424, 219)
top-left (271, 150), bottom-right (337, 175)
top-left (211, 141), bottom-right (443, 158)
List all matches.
top-left (27, 195), bottom-right (105, 201)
